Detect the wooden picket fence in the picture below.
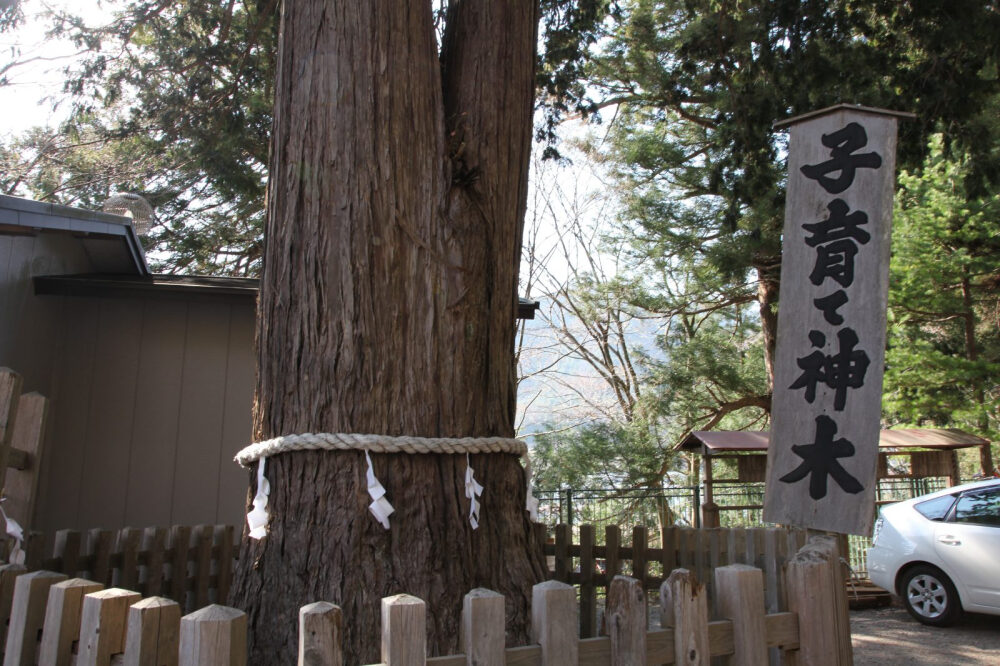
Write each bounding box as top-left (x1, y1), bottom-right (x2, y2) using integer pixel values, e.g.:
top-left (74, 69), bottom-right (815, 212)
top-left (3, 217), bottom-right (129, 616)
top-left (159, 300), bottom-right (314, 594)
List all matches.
top-left (0, 534), bottom-right (851, 665)
top-left (0, 524), bottom-right (236, 618)
top-left (541, 523), bottom-right (831, 639)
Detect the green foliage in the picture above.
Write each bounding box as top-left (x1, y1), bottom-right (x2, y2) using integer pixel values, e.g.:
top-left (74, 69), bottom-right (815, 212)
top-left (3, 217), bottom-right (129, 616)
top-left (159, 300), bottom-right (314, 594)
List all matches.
top-left (531, 417), bottom-right (667, 489)
top-left (533, 0), bottom-right (1000, 491)
top-left (644, 307), bottom-right (770, 433)
top-left (3, 0), bottom-right (277, 274)
top-left (884, 135), bottom-right (1000, 438)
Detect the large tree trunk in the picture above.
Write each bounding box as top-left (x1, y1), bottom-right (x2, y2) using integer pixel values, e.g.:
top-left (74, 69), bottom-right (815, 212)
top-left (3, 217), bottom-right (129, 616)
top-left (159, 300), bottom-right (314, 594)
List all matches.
top-left (229, 1), bottom-right (545, 663)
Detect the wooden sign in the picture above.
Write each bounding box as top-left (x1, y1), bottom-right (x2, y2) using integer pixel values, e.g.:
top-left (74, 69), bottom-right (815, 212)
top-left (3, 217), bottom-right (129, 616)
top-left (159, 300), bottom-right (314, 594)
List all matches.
top-left (764, 105), bottom-right (912, 535)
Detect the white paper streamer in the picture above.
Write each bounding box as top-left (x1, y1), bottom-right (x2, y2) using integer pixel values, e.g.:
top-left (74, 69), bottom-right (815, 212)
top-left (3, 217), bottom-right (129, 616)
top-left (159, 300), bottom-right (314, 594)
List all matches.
top-left (0, 500), bottom-right (24, 564)
top-left (366, 452), bottom-right (395, 529)
top-left (465, 453), bottom-right (484, 529)
top-left (246, 457), bottom-right (270, 540)
top-left (523, 453), bottom-right (539, 522)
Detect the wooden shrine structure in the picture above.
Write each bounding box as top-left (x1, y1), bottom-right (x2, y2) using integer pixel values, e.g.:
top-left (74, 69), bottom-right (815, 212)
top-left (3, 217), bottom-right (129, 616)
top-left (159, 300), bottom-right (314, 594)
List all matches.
top-left (678, 428), bottom-right (994, 528)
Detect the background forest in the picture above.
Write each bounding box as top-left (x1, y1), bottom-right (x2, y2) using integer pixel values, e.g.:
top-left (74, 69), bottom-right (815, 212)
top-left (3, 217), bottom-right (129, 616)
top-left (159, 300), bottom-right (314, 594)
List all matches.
top-left (3, 0), bottom-right (998, 493)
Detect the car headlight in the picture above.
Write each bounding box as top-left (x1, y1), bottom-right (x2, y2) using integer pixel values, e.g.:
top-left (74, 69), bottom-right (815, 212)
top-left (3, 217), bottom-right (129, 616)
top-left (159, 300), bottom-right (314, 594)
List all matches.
top-left (872, 517), bottom-right (883, 544)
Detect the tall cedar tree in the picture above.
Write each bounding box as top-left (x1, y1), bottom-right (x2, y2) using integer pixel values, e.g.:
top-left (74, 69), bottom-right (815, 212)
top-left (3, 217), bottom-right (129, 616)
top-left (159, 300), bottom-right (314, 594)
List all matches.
top-left (229, 2), bottom-right (551, 663)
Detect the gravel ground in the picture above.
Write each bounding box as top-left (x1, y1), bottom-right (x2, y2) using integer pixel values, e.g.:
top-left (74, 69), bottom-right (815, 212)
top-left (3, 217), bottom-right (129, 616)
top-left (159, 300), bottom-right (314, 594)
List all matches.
top-left (851, 605), bottom-right (1000, 665)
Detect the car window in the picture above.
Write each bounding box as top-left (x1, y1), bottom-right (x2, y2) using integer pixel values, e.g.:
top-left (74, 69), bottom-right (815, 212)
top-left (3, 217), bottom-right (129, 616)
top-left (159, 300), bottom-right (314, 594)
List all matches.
top-left (914, 494), bottom-right (957, 521)
top-left (953, 487), bottom-right (1000, 527)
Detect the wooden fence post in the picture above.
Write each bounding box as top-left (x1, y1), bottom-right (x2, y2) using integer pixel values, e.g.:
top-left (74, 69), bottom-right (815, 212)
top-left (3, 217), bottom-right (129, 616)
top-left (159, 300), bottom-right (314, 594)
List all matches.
top-left (0, 368), bottom-right (23, 499)
top-left (714, 564), bottom-right (767, 666)
top-left (38, 578), bottom-right (103, 666)
top-left (785, 536), bottom-right (852, 666)
top-left (0, 563), bottom-right (27, 647)
top-left (661, 568), bottom-right (709, 666)
top-left (168, 526), bottom-right (191, 609)
top-left (77, 588), bottom-right (142, 666)
top-left (52, 530), bottom-right (82, 578)
top-left (179, 604), bottom-right (247, 666)
top-left (5, 392), bottom-right (47, 530)
top-left (461, 588), bottom-right (504, 666)
top-left (192, 525), bottom-right (213, 609)
top-left (3, 570), bottom-right (67, 666)
top-left (86, 529), bottom-right (114, 587)
top-left (579, 524), bottom-right (596, 638)
top-left (142, 527), bottom-right (168, 598)
top-left (298, 601), bottom-right (342, 666)
top-left (116, 528), bottom-right (143, 591)
top-left (607, 575), bottom-right (645, 666)
top-left (605, 525), bottom-right (621, 578)
top-left (214, 525), bottom-right (235, 604)
top-left (125, 596), bottom-right (181, 666)
top-left (381, 594), bottom-right (425, 666)
top-left (631, 526), bottom-right (648, 585)
top-left (554, 524), bottom-right (571, 581)
top-left (531, 580), bottom-right (577, 666)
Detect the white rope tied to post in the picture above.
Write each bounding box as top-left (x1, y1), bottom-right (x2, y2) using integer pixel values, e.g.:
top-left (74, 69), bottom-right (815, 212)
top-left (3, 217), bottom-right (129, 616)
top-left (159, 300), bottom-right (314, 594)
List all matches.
top-left (235, 433), bottom-right (538, 537)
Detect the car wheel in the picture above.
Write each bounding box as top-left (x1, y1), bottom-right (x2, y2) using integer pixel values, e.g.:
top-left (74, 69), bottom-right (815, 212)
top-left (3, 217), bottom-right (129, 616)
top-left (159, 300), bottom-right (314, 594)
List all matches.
top-left (901, 565), bottom-right (962, 626)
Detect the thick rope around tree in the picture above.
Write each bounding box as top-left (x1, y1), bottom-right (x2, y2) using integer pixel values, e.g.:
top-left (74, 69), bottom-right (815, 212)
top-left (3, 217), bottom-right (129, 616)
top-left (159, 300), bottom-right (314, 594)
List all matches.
top-left (235, 432), bottom-right (528, 468)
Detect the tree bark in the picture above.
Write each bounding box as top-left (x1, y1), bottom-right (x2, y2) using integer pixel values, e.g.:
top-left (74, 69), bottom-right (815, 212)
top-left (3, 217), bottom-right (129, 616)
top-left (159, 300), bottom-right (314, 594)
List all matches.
top-left (755, 260), bottom-right (780, 393)
top-left (230, 1), bottom-right (544, 663)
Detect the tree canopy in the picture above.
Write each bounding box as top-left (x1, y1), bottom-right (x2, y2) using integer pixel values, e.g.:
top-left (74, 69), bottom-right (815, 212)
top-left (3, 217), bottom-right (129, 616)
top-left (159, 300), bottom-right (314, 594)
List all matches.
top-left (526, 0), bottom-right (1000, 490)
top-left (4, 0), bottom-right (999, 486)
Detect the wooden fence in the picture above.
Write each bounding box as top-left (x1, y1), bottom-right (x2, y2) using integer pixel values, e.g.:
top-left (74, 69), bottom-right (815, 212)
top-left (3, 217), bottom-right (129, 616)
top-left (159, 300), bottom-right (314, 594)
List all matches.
top-left (0, 368), bottom-right (49, 532)
top-left (0, 534), bottom-right (852, 665)
top-left (540, 523), bottom-right (836, 639)
top-left (1, 524), bottom-right (236, 618)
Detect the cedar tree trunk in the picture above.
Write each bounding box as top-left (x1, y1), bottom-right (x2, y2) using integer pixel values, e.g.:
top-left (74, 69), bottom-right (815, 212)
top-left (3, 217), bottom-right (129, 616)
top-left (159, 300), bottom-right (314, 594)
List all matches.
top-left (229, 1), bottom-right (546, 663)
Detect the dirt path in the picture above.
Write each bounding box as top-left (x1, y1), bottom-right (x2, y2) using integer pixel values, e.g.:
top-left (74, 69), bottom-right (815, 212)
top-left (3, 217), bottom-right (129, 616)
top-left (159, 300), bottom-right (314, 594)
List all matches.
top-left (851, 606), bottom-right (1000, 665)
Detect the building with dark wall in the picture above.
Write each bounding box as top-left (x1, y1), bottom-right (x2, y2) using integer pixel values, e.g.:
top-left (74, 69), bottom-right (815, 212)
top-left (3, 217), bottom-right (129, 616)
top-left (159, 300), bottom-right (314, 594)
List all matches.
top-left (0, 194), bottom-right (254, 532)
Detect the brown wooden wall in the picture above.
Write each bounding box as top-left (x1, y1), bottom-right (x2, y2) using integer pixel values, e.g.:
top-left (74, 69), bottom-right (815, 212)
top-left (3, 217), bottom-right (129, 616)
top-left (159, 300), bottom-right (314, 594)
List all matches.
top-left (1, 231), bottom-right (254, 532)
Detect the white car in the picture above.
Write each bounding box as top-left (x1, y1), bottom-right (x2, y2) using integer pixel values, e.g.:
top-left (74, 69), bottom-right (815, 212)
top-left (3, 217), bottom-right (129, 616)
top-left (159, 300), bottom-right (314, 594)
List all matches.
top-left (867, 478), bottom-right (1000, 626)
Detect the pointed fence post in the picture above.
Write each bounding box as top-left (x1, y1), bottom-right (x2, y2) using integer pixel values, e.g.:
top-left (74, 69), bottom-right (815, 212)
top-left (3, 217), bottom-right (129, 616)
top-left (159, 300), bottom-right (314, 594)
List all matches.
top-left (125, 596), bottom-right (181, 666)
top-left (38, 578), bottom-right (104, 666)
top-left (607, 575), bottom-right (645, 666)
top-left (179, 604), bottom-right (247, 666)
top-left (299, 601), bottom-right (342, 666)
top-left (3, 570), bottom-right (67, 666)
top-left (661, 568), bottom-right (709, 666)
top-left (461, 589), bottom-right (504, 666)
top-left (714, 564), bottom-right (767, 666)
top-left (381, 594), bottom-right (425, 666)
top-left (77, 588), bottom-right (142, 666)
top-left (785, 536), bottom-right (852, 666)
top-left (531, 580), bottom-right (577, 666)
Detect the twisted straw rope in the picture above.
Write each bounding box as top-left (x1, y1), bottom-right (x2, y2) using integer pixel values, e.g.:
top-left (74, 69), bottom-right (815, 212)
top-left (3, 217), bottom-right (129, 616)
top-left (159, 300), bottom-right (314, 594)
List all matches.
top-left (235, 433), bottom-right (528, 468)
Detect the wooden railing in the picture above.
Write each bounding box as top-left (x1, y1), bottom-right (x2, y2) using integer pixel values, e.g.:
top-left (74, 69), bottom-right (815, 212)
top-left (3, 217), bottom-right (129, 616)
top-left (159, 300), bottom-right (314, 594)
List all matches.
top-left (540, 523), bottom-right (824, 639)
top-left (0, 535), bottom-right (852, 665)
top-left (0, 368), bottom-right (49, 532)
top-left (1, 524), bottom-right (236, 619)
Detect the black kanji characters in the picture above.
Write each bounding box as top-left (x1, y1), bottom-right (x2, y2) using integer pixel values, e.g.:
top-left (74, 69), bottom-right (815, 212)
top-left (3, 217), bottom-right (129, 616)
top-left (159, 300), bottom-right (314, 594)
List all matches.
top-left (779, 415), bottom-right (864, 499)
top-left (804, 199), bottom-right (870, 288)
top-left (789, 327), bottom-right (870, 410)
top-left (800, 122), bottom-right (882, 194)
top-left (813, 290), bottom-right (848, 325)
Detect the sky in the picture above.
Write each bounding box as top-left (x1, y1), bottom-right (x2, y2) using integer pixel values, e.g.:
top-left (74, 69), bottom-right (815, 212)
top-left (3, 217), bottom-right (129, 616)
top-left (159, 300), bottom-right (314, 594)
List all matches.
top-left (1, 1), bottom-right (114, 137)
